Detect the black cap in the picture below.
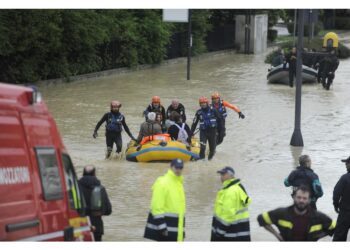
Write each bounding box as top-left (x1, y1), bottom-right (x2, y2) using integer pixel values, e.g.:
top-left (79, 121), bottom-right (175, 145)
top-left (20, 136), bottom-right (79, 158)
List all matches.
top-left (217, 166), bottom-right (235, 175)
top-left (171, 158), bottom-right (184, 169)
top-left (341, 156), bottom-right (350, 163)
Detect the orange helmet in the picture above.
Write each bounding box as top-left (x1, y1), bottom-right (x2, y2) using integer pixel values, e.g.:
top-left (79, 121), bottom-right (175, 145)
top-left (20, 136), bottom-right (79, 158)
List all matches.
top-left (211, 91), bottom-right (220, 99)
top-left (199, 96), bottom-right (208, 104)
top-left (152, 96), bottom-right (161, 103)
top-left (111, 100), bottom-right (121, 108)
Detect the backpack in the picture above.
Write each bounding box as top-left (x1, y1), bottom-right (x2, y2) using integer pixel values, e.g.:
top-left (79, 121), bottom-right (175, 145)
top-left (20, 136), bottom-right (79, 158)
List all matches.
top-left (90, 186), bottom-right (102, 213)
top-left (174, 123), bottom-right (188, 144)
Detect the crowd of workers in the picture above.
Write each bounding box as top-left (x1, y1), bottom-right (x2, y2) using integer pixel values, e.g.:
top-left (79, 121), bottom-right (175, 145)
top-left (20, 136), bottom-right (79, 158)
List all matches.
top-left (81, 154), bottom-right (350, 241)
top-left (93, 92), bottom-right (245, 160)
top-left (271, 46), bottom-right (339, 89)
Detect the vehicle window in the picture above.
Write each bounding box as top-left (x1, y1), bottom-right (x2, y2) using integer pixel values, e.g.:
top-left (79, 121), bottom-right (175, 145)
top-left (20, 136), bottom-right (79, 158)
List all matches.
top-left (35, 147), bottom-right (63, 201)
top-left (62, 153), bottom-right (83, 211)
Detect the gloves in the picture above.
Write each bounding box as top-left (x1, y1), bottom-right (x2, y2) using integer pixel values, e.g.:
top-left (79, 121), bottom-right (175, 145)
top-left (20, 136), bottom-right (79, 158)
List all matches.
top-left (131, 136), bottom-right (137, 142)
top-left (334, 206), bottom-right (340, 214)
top-left (93, 131), bottom-right (98, 138)
top-left (238, 112), bottom-right (245, 119)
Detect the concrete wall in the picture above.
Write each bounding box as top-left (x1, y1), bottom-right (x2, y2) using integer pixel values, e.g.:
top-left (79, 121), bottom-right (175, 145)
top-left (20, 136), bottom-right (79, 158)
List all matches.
top-left (235, 14), bottom-right (268, 54)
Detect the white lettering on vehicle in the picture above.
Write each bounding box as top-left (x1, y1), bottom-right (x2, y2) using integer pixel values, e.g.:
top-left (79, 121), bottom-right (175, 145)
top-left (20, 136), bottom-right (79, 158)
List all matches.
top-left (0, 166), bottom-right (30, 185)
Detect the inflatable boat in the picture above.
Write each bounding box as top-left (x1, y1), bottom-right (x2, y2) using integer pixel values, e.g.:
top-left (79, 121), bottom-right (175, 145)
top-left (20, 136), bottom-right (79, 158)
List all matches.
top-left (267, 64), bottom-right (317, 84)
top-left (125, 134), bottom-right (200, 162)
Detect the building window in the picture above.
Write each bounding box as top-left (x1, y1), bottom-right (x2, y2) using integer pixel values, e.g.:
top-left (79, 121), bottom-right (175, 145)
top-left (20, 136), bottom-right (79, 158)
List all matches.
top-left (35, 147), bottom-right (63, 201)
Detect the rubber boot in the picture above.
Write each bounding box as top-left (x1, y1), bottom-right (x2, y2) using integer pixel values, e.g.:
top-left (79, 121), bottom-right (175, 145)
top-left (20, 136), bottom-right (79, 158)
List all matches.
top-left (208, 151), bottom-right (216, 160)
top-left (106, 147), bottom-right (112, 159)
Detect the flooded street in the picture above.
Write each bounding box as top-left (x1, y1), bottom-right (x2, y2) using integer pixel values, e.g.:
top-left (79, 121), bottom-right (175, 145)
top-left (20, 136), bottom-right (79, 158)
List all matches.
top-left (39, 50), bottom-right (350, 241)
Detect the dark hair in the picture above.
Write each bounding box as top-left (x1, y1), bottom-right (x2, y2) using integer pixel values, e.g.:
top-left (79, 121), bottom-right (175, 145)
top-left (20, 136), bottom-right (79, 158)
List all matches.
top-left (171, 111), bottom-right (181, 123)
top-left (83, 165), bottom-right (96, 176)
top-left (292, 185), bottom-right (311, 197)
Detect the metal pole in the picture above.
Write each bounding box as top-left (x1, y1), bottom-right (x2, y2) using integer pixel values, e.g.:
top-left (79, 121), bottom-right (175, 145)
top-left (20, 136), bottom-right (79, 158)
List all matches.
top-left (293, 9), bottom-right (297, 46)
top-left (308, 9), bottom-right (312, 49)
top-left (187, 9), bottom-right (192, 80)
top-left (290, 9), bottom-right (304, 147)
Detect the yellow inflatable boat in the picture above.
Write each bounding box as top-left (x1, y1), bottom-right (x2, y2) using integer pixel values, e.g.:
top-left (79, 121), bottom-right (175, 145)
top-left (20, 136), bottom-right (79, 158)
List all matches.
top-left (125, 137), bottom-right (200, 162)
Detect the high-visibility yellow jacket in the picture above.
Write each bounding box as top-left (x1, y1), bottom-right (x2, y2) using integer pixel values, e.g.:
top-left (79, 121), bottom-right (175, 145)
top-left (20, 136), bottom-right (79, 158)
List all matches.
top-left (211, 178), bottom-right (251, 241)
top-left (144, 169), bottom-right (186, 241)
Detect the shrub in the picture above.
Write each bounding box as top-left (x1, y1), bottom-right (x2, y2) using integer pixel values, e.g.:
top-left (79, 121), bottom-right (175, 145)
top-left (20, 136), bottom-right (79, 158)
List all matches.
top-left (268, 29), bottom-right (278, 42)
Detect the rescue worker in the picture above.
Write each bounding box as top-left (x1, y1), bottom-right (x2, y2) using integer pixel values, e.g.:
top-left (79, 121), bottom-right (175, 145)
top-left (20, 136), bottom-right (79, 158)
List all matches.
top-left (257, 185), bottom-right (336, 241)
top-left (144, 158), bottom-right (186, 241)
top-left (284, 155), bottom-right (323, 210)
top-left (332, 156), bottom-right (350, 241)
top-left (211, 91), bottom-right (245, 145)
top-left (136, 112), bottom-right (162, 144)
top-left (319, 49), bottom-right (339, 90)
top-left (191, 96), bottom-right (223, 160)
top-left (271, 48), bottom-right (285, 67)
top-left (93, 100), bottom-right (136, 159)
top-left (144, 96), bottom-right (166, 131)
top-left (78, 165), bottom-right (112, 241)
top-left (166, 99), bottom-right (186, 123)
top-left (285, 47), bottom-right (297, 87)
top-left (167, 111), bottom-right (192, 145)
top-left (211, 166), bottom-right (251, 241)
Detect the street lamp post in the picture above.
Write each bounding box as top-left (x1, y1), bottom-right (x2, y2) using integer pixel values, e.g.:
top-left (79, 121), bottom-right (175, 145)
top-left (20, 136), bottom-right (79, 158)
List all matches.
top-left (187, 9), bottom-right (192, 80)
top-left (290, 9), bottom-right (305, 147)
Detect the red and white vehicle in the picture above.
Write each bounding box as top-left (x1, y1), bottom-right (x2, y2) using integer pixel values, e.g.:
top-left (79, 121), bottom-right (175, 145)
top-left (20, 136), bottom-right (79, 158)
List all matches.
top-left (0, 82), bottom-right (93, 241)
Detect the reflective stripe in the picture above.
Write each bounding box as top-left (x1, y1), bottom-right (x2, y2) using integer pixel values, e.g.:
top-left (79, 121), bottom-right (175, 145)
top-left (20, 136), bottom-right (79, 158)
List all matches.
top-left (18, 226), bottom-right (91, 241)
top-left (224, 231), bottom-right (251, 238)
top-left (309, 224), bottom-right (322, 233)
top-left (152, 212), bottom-right (179, 219)
top-left (277, 219), bottom-right (293, 229)
top-left (167, 227), bottom-right (179, 232)
top-left (146, 223), bottom-right (167, 230)
top-left (329, 220), bottom-right (336, 230)
top-left (214, 215), bottom-right (249, 226)
top-left (262, 212), bottom-right (272, 225)
top-left (212, 227), bottom-right (226, 235)
top-left (236, 208), bottom-right (248, 215)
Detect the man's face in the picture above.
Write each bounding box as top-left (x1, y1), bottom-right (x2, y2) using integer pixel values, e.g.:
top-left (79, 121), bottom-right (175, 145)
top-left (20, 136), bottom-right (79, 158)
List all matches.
top-left (220, 172), bottom-right (232, 183)
top-left (346, 162), bottom-right (350, 171)
top-left (153, 102), bottom-right (160, 108)
top-left (111, 105), bottom-right (119, 112)
top-left (212, 97), bottom-right (219, 104)
top-left (171, 166), bottom-right (183, 176)
top-left (172, 101), bottom-right (179, 109)
top-left (200, 102), bottom-right (208, 109)
top-left (293, 190), bottom-right (310, 211)
top-left (292, 48), bottom-right (296, 54)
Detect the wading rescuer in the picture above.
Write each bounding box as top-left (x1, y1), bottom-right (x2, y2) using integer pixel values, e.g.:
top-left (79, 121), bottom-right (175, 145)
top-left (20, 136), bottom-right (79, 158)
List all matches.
top-left (211, 167), bottom-right (251, 241)
top-left (332, 156), bottom-right (350, 241)
top-left (144, 96), bottom-right (166, 131)
top-left (191, 96), bottom-right (223, 160)
top-left (210, 91), bottom-right (245, 145)
top-left (257, 185), bottom-right (335, 241)
top-left (284, 155), bottom-right (323, 210)
top-left (144, 158), bottom-right (186, 241)
top-left (286, 47), bottom-right (297, 88)
top-left (93, 101), bottom-right (136, 159)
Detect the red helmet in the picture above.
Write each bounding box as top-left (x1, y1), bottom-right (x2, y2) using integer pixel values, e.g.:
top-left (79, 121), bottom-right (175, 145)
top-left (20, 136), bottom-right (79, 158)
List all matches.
top-left (110, 100), bottom-right (121, 108)
top-left (211, 91), bottom-right (220, 99)
top-left (199, 96), bottom-right (208, 104)
top-left (152, 96), bottom-right (161, 103)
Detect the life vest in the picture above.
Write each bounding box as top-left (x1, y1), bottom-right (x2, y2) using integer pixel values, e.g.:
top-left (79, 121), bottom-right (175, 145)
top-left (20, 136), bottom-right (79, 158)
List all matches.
top-left (140, 133), bottom-right (171, 145)
top-left (212, 100), bottom-right (227, 118)
top-left (174, 123), bottom-right (189, 144)
top-left (198, 108), bottom-right (217, 130)
top-left (106, 112), bottom-right (123, 132)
